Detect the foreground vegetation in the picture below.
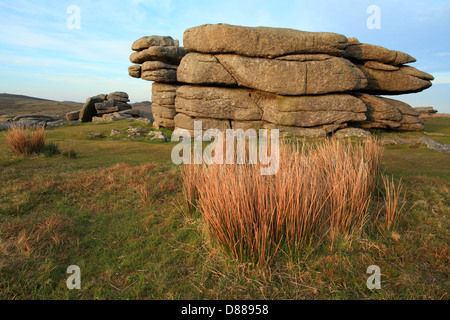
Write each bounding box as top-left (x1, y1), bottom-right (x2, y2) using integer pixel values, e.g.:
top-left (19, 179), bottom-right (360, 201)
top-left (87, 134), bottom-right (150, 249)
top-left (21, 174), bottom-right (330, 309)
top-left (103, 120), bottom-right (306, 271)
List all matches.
top-left (0, 118), bottom-right (448, 299)
top-left (182, 139), bottom-right (388, 268)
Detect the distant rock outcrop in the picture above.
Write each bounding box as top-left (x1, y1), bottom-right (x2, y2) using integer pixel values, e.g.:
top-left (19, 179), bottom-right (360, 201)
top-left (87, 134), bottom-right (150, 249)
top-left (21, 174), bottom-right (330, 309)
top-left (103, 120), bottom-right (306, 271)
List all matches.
top-left (73, 92), bottom-right (151, 123)
top-left (415, 107), bottom-right (438, 115)
top-left (0, 114), bottom-right (65, 130)
top-left (128, 24), bottom-right (433, 137)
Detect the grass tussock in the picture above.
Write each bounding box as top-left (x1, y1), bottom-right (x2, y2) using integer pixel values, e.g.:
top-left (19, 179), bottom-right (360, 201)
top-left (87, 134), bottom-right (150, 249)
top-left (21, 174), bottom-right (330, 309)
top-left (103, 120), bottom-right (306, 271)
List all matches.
top-left (182, 138), bottom-right (391, 267)
top-left (6, 125), bottom-right (46, 156)
top-left (377, 175), bottom-right (407, 231)
top-left (62, 148), bottom-right (77, 159)
top-left (5, 125), bottom-right (63, 157)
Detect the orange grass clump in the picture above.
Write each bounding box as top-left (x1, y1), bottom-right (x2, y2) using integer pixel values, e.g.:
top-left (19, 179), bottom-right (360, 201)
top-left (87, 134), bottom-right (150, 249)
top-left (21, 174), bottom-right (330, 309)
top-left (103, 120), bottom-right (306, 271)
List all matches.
top-left (379, 175), bottom-right (406, 231)
top-left (182, 138), bottom-right (384, 267)
top-left (6, 125), bottom-right (46, 156)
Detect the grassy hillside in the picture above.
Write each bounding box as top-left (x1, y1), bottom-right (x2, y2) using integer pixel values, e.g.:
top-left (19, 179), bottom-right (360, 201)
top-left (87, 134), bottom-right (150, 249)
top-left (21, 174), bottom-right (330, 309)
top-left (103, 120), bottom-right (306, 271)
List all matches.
top-left (0, 118), bottom-right (448, 300)
top-left (0, 93), bottom-right (51, 102)
top-left (0, 100), bottom-right (84, 117)
top-left (0, 94), bottom-right (151, 118)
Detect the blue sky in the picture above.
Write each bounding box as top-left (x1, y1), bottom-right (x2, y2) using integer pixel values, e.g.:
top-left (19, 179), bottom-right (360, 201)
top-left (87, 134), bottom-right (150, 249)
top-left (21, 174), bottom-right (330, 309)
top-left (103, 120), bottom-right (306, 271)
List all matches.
top-left (0, 0), bottom-right (449, 112)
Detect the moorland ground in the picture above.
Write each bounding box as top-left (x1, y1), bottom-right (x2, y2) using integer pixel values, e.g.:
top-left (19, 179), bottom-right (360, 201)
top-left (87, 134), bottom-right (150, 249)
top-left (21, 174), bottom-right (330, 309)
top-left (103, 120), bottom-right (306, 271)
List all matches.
top-left (0, 116), bottom-right (448, 300)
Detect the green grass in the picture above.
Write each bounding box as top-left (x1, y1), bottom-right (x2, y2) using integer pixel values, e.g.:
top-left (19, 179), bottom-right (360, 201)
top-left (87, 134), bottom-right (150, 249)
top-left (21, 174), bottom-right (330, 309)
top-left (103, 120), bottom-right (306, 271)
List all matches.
top-left (0, 118), bottom-right (448, 300)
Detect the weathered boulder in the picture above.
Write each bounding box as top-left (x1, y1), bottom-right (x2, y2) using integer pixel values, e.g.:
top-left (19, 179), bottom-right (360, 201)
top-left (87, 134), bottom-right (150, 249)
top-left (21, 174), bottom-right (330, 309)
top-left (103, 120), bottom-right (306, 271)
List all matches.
top-left (12, 114), bottom-right (61, 122)
top-left (100, 112), bottom-right (133, 122)
top-left (132, 36), bottom-right (178, 51)
top-left (334, 127), bottom-right (372, 138)
top-left (128, 65), bottom-right (141, 78)
top-left (178, 53), bottom-right (367, 95)
top-left (151, 83), bottom-right (181, 129)
top-left (356, 64), bottom-right (433, 94)
top-left (173, 86), bottom-right (368, 129)
top-left (142, 61), bottom-right (178, 71)
top-left (418, 137), bottom-right (450, 154)
top-left (0, 121), bottom-right (11, 131)
top-left (95, 101), bottom-right (131, 115)
top-left (130, 46), bottom-right (188, 65)
top-left (91, 116), bottom-right (104, 123)
top-left (0, 115), bottom-right (14, 122)
top-left (113, 102), bottom-right (132, 109)
top-left (15, 120), bottom-right (45, 128)
top-left (95, 94), bottom-right (108, 100)
top-left (352, 93), bottom-right (403, 122)
top-left (230, 120), bottom-right (266, 131)
top-left (80, 92), bottom-right (139, 122)
top-left (153, 116), bottom-right (175, 130)
top-left (362, 61), bottom-right (400, 71)
top-left (134, 117), bottom-right (153, 125)
top-left (253, 91), bottom-right (367, 127)
top-left (95, 100), bottom-right (115, 113)
top-left (174, 112), bottom-right (231, 134)
top-left (66, 110), bottom-right (80, 121)
top-left (79, 96), bottom-right (103, 122)
top-left (352, 95), bottom-right (424, 131)
top-left (109, 91), bottom-right (128, 97)
top-left (397, 115), bottom-right (424, 131)
top-left (224, 121), bottom-right (342, 138)
top-left (264, 122), bottom-right (328, 138)
top-left (141, 61), bottom-right (178, 82)
top-left (120, 109), bottom-right (140, 116)
top-left (415, 107), bottom-right (438, 115)
top-left (127, 126), bottom-right (149, 137)
top-left (183, 24), bottom-right (348, 58)
top-left (110, 129), bottom-right (126, 137)
top-left (175, 85), bottom-right (262, 121)
top-left (88, 132), bottom-right (106, 138)
top-left (262, 108), bottom-right (366, 127)
top-left (152, 83), bottom-right (180, 106)
top-left (252, 91), bottom-right (367, 113)
top-left (148, 131), bottom-right (169, 141)
top-left (380, 97), bottom-right (420, 116)
top-left (344, 40), bottom-right (416, 65)
top-left (141, 69), bottom-right (177, 83)
top-left (177, 53), bottom-right (237, 86)
top-left (151, 105), bottom-right (177, 119)
top-left (107, 92), bottom-right (130, 103)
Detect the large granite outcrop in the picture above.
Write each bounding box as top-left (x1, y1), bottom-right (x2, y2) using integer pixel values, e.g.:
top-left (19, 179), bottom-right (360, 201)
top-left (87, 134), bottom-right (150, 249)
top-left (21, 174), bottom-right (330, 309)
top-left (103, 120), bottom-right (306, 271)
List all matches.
top-left (128, 24), bottom-right (433, 136)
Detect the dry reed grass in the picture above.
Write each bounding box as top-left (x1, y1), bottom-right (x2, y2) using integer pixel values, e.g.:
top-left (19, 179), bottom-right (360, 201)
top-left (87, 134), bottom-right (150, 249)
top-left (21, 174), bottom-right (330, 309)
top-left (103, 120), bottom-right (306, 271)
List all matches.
top-left (5, 125), bottom-right (46, 156)
top-left (182, 138), bottom-right (386, 267)
top-left (378, 175), bottom-right (407, 231)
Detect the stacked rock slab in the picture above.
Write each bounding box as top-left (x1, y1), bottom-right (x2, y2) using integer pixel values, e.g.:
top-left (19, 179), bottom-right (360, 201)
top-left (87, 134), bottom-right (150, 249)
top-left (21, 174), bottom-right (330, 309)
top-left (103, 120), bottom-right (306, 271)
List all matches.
top-left (129, 24), bottom-right (433, 136)
top-left (129, 36), bottom-right (187, 129)
top-left (78, 92), bottom-right (133, 122)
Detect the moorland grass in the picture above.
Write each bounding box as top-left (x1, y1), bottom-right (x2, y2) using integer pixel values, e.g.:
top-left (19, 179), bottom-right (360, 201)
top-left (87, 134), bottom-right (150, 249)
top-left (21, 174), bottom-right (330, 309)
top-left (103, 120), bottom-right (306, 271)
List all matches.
top-left (182, 138), bottom-right (389, 267)
top-left (0, 118), bottom-right (448, 299)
